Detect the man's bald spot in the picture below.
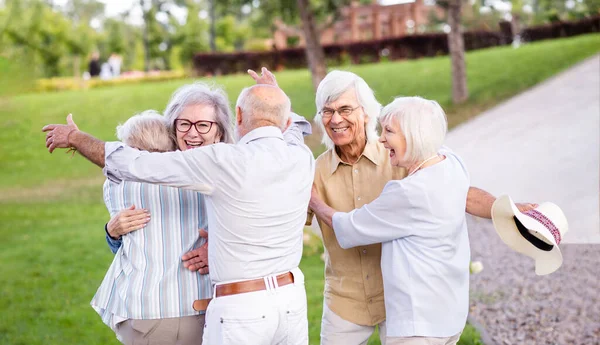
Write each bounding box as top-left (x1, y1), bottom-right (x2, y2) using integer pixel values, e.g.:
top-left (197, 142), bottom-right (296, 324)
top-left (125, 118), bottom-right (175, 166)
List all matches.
top-left (246, 84), bottom-right (289, 107)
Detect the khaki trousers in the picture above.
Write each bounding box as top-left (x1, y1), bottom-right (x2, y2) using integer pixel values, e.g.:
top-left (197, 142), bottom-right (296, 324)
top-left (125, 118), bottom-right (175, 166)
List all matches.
top-left (115, 314), bottom-right (205, 345)
top-left (320, 302), bottom-right (387, 345)
top-left (386, 332), bottom-right (462, 345)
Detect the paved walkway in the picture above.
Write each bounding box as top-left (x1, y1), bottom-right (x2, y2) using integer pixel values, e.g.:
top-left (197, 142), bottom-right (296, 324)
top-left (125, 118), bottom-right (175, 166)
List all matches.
top-left (446, 55), bottom-right (600, 345)
top-left (446, 54), bottom-right (600, 244)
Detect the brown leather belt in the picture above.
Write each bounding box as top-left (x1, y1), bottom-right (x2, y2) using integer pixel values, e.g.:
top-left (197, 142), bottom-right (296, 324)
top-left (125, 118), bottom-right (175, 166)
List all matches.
top-left (192, 272), bottom-right (294, 312)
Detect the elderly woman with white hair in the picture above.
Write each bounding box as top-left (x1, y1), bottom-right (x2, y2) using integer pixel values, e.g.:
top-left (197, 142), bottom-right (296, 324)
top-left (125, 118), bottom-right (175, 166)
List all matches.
top-left (95, 82), bottom-right (235, 345)
top-left (310, 96), bottom-right (470, 345)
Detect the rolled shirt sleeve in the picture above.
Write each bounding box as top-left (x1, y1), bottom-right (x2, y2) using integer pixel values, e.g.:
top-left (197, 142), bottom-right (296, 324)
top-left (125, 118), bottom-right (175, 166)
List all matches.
top-left (332, 181), bottom-right (416, 249)
top-left (104, 226), bottom-right (122, 254)
top-left (283, 113), bottom-right (312, 146)
top-left (103, 142), bottom-right (223, 194)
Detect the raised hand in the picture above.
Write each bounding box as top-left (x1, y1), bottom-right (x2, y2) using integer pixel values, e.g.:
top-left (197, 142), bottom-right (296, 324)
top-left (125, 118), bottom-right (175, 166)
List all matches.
top-left (247, 67), bottom-right (278, 87)
top-left (42, 114), bottom-right (79, 153)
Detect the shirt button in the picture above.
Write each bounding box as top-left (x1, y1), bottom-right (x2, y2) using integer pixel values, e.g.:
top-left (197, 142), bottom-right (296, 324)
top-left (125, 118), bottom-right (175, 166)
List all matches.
top-left (369, 299), bottom-right (373, 304)
top-left (354, 169), bottom-right (358, 173)
top-left (357, 196), bottom-right (362, 201)
top-left (366, 274), bottom-right (369, 280)
top-left (362, 249), bottom-right (367, 254)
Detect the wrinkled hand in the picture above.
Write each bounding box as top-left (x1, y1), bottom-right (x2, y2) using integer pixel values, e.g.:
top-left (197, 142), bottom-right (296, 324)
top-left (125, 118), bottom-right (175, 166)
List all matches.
top-left (247, 67), bottom-right (278, 87)
top-left (515, 202), bottom-right (538, 213)
top-left (42, 114), bottom-right (79, 153)
top-left (107, 205), bottom-right (150, 239)
top-left (308, 184), bottom-right (321, 211)
top-left (182, 229), bottom-right (209, 274)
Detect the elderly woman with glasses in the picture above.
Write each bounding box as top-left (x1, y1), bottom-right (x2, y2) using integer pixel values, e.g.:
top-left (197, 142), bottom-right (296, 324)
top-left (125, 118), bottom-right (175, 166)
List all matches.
top-left (309, 96), bottom-right (470, 345)
top-left (95, 83), bottom-right (234, 345)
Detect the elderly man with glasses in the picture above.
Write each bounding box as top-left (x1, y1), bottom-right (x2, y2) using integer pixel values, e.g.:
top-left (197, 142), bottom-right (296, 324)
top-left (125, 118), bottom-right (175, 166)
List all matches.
top-left (308, 70), bottom-right (537, 345)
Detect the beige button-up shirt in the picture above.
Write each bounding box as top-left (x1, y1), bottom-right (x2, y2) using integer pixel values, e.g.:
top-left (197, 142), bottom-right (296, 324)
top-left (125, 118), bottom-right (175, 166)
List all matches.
top-left (308, 140), bottom-right (407, 326)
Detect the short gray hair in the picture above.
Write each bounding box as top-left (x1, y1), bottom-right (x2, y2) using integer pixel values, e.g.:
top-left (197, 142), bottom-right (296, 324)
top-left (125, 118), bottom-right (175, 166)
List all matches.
top-left (164, 82), bottom-right (235, 144)
top-left (380, 96), bottom-right (448, 163)
top-left (236, 85), bottom-right (291, 130)
top-left (116, 110), bottom-right (175, 152)
top-left (315, 70), bottom-right (381, 150)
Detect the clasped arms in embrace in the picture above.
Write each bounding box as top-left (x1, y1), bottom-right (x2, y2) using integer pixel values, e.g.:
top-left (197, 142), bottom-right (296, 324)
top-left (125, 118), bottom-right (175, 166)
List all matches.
top-left (306, 70), bottom-right (537, 345)
top-left (42, 68), bottom-right (314, 345)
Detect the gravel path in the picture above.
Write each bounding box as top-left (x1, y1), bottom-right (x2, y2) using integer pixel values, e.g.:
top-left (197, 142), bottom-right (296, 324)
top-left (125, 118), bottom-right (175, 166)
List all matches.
top-left (467, 216), bottom-right (600, 345)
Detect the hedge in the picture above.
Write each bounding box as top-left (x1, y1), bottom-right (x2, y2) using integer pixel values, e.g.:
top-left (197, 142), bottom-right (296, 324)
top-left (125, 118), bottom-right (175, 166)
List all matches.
top-left (192, 16), bottom-right (600, 76)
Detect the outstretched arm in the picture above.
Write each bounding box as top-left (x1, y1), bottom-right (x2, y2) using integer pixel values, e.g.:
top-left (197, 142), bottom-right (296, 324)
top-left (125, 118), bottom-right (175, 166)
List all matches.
top-left (43, 115), bottom-right (221, 192)
top-left (42, 114), bottom-right (106, 167)
top-left (466, 186), bottom-right (538, 219)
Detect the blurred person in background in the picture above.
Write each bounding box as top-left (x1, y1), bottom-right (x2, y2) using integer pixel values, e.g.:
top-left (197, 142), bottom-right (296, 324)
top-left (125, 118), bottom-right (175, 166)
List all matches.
top-left (310, 96), bottom-right (469, 345)
top-left (88, 51), bottom-right (100, 77)
top-left (95, 83), bottom-right (235, 345)
top-left (108, 53), bottom-right (122, 78)
top-left (307, 70), bottom-right (537, 345)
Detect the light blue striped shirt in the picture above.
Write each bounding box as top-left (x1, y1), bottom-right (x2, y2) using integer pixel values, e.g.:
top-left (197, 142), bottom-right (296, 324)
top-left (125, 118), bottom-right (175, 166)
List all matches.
top-left (91, 180), bottom-right (211, 330)
top-left (332, 147), bottom-right (471, 338)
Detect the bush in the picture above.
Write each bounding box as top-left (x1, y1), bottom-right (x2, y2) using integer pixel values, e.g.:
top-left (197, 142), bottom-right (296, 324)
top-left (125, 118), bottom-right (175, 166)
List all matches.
top-left (34, 70), bottom-right (187, 93)
top-left (521, 15), bottom-right (600, 42)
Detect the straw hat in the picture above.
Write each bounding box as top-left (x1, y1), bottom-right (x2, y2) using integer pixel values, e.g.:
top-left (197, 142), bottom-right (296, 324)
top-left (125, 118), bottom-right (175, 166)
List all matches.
top-left (491, 195), bottom-right (568, 275)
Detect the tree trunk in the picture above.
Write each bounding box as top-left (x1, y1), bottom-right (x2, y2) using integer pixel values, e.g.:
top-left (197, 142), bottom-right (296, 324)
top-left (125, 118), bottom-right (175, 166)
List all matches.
top-left (447, 0), bottom-right (468, 104)
top-left (141, 0), bottom-right (150, 72)
top-left (296, 0), bottom-right (327, 90)
top-left (209, 0), bottom-right (216, 52)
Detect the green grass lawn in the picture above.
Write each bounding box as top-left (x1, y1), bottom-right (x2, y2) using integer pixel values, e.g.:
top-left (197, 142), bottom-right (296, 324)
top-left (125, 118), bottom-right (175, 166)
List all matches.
top-left (0, 34), bottom-right (598, 345)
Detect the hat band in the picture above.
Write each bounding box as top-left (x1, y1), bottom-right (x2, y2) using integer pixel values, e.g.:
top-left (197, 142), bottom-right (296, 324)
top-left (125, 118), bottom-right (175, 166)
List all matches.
top-left (523, 209), bottom-right (562, 245)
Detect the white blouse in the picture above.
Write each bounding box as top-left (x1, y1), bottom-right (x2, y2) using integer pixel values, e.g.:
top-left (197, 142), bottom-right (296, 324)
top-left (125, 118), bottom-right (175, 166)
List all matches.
top-left (332, 147), bottom-right (471, 338)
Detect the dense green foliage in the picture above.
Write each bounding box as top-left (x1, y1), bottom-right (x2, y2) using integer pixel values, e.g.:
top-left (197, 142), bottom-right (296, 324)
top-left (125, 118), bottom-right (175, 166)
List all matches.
top-left (1, 0), bottom-right (597, 78)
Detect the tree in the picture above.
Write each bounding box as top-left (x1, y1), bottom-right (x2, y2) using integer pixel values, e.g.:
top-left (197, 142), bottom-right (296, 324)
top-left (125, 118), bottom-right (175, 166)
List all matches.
top-left (178, 2), bottom-right (209, 67)
top-left (297, 0), bottom-right (326, 90)
top-left (105, 19), bottom-right (126, 55)
top-left (249, 0), bottom-right (363, 90)
top-left (439, 0), bottom-right (468, 104)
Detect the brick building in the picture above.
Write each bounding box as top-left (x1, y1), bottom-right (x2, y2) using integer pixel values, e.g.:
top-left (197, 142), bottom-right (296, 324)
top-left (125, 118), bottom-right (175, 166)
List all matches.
top-left (273, 0), bottom-right (443, 49)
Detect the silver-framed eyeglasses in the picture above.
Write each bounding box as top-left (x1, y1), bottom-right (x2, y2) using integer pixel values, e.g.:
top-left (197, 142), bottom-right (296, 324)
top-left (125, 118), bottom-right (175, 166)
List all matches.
top-left (319, 105), bottom-right (361, 118)
top-left (175, 119), bottom-right (216, 134)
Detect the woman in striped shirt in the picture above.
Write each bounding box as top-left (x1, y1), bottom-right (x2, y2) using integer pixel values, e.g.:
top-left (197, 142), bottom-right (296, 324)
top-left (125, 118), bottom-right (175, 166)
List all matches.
top-left (92, 83), bottom-right (235, 345)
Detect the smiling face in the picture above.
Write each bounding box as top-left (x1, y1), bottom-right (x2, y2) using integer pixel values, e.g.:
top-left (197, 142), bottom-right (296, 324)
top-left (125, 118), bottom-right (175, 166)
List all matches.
top-left (175, 104), bottom-right (221, 151)
top-left (321, 88), bottom-right (368, 149)
top-left (378, 117), bottom-right (408, 167)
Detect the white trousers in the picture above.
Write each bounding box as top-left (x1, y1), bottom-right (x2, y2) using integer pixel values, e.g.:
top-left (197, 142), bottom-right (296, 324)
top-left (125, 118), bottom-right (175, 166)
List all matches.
top-left (202, 268), bottom-right (308, 345)
top-left (320, 302), bottom-right (387, 345)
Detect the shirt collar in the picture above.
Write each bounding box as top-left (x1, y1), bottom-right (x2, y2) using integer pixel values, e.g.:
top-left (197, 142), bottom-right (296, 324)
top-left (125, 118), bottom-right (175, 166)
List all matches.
top-left (237, 126), bottom-right (284, 145)
top-left (329, 140), bottom-right (382, 175)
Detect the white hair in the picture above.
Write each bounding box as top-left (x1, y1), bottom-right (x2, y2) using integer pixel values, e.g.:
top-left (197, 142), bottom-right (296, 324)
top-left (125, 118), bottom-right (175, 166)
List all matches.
top-left (236, 85), bottom-right (291, 131)
top-left (164, 82), bottom-right (235, 144)
top-left (116, 110), bottom-right (175, 152)
top-left (315, 70), bottom-right (381, 150)
top-left (380, 96), bottom-right (448, 164)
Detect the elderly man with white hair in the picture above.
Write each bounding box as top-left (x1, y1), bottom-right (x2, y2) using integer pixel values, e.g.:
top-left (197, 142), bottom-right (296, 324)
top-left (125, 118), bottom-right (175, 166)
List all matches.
top-left (308, 70), bottom-right (537, 345)
top-left (43, 74), bottom-right (313, 344)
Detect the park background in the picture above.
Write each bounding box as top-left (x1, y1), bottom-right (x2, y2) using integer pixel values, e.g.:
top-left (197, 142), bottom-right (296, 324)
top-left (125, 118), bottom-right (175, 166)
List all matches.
top-left (1, 0), bottom-right (599, 344)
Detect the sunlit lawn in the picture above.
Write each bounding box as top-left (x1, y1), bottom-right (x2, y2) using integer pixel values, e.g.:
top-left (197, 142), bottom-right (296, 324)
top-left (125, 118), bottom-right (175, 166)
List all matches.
top-left (0, 34), bottom-right (598, 345)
